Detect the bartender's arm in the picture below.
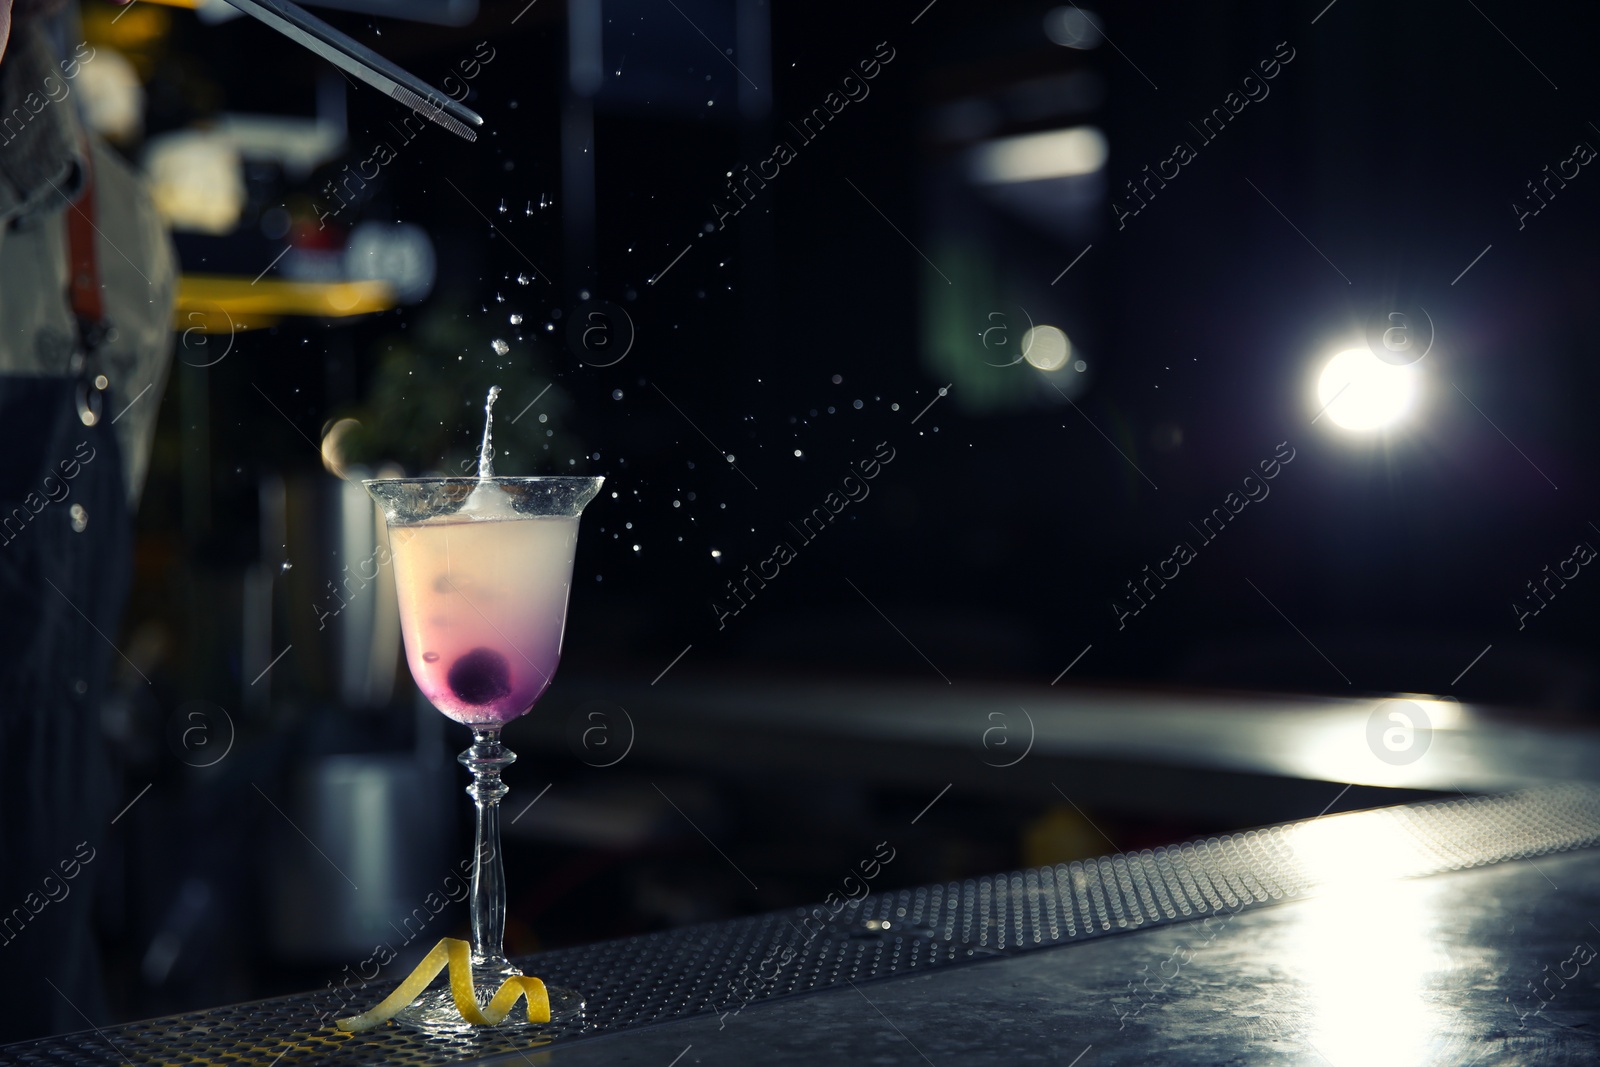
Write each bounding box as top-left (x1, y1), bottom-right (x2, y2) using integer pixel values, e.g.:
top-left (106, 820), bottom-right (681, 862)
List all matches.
top-left (0, 0), bottom-right (174, 1043)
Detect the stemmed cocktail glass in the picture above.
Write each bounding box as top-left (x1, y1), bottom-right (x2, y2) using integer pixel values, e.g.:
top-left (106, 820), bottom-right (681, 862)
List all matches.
top-left (363, 400), bottom-right (601, 1029)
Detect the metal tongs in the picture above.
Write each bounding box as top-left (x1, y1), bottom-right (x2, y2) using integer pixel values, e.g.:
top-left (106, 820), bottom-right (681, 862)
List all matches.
top-left (219, 0), bottom-right (484, 142)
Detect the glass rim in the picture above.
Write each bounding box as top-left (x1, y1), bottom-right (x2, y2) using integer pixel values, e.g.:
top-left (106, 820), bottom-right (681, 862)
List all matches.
top-left (361, 476), bottom-right (605, 486)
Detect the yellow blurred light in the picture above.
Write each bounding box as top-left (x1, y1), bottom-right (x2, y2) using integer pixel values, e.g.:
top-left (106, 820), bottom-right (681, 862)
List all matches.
top-left (972, 126), bottom-right (1107, 184)
top-left (84, 3), bottom-right (171, 52)
top-left (1022, 325), bottom-right (1071, 371)
top-left (1316, 347), bottom-right (1418, 431)
top-left (174, 277), bottom-right (395, 328)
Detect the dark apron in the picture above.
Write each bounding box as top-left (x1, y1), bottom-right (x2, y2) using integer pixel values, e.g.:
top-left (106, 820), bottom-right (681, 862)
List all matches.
top-left (0, 159), bottom-right (133, 1039)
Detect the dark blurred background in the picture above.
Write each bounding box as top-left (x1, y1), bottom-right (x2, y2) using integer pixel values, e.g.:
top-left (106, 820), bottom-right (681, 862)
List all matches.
top-left (53, 0), bottom-right (1600, 1027)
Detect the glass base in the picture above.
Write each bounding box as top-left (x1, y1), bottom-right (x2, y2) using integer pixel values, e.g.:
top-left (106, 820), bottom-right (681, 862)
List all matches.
top-left (392, 960), bottom-right (584, 1033)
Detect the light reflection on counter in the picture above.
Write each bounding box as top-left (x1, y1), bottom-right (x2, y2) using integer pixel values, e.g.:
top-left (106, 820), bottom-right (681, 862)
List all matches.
top-left (1287, 878), bottom-right (1453, 1066)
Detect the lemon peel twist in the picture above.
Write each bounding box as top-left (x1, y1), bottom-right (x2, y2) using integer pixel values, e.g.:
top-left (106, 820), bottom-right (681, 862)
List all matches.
top-left (335, 937), bottom-right (551, 1031)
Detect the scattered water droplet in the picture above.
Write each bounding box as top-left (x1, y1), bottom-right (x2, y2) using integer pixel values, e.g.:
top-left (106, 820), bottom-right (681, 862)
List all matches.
top-left (495, 292), bottom-right (505, 303)
top-left (280, 561), bottom-right (293, 572)
top-left (516, 273), bottom-right (532, 285)
top-left (525, 200), bottom-right (534, 216)
top-left (853, 399), bottom-right (864, 409)
top-left (509, 313), bottom-right (523, 325)
top-left (491, 339), bottom-right (510, 355)
top-left (540, 193), bottom-right (552, 209)
top-left (497, 198), bottom-right (507, 214)
top-left (612, 389), bottom-right (624, 400)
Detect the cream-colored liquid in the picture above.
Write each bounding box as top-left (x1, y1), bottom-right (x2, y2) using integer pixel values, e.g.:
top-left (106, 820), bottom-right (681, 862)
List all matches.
top-left (388, 514), bottom-right (579, 724)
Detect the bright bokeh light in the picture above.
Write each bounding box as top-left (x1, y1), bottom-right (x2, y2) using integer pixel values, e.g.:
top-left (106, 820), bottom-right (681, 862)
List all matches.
top-left (145, 129), bottom-right (245, 234)
top-left (971, 127), bottom-right (1108, 184)
top-left (1022, 325), bottom-right (1071, 371)
top-left (1316, 347), bottom-right (1419, 431)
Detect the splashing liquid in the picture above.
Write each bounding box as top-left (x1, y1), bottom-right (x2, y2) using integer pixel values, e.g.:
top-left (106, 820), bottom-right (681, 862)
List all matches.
top-left (478, 385), bottom-right (502, 480)
top-left (461, 386), bottom-right (518, 518)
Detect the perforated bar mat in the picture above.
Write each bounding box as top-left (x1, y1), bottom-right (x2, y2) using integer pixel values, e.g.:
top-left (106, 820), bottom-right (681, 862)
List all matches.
top-left (8, 784), bottom-right (1600, 1065)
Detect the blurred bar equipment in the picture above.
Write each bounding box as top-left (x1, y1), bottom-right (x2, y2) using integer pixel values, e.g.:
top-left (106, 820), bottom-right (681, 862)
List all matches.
top-left (265, 469), bottom-right (452, 963)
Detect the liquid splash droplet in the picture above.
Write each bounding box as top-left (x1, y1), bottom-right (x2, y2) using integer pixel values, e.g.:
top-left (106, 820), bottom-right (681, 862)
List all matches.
top-left (497, 198), bottom-right (508, 214)
top-left (509, 314), bottom-right (523, 325)
top-left (478, 385), bottom-right (502, 479)
top-left (491, 338), bottom-right (510, 355)
top-left (516, 273), bottom-right (532, 286)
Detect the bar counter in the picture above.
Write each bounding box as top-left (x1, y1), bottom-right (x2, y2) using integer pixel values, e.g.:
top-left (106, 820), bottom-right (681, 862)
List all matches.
top-left (7, 785), bottom-right (1599, 1066)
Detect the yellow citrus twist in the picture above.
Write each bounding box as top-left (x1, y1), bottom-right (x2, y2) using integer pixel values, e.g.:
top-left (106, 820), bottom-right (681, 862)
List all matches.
top-left (335, 937), bottom-right (551, 1031)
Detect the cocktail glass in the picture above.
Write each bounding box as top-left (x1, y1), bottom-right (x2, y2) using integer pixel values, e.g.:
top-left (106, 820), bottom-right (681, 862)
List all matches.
top-left (363, 474), bottom-right (603, 1029)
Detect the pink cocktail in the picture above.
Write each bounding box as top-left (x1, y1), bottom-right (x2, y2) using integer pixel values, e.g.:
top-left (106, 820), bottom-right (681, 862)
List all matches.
top-left (387, 513), bottom-right (579, 725)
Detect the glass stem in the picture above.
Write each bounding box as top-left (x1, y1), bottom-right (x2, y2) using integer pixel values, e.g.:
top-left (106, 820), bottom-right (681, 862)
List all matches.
top-left (460, 728), bottom-right (516, 969)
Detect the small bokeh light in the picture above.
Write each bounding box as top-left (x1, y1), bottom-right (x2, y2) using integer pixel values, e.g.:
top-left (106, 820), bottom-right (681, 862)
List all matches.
top-left (1315, 347), bottom-right (1419, 431)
